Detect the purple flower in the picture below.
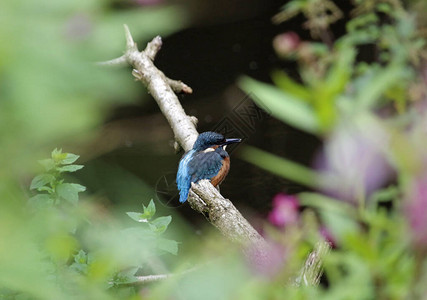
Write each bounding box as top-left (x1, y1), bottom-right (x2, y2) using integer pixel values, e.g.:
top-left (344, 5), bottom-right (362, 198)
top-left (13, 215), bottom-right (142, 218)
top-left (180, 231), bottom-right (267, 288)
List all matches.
top-left (268, 193), bottom-right (299, 228)
top-left (319, 226), bottom-right (336, 248)
top-left (405, 175), bottom-right (427, 250)
top-left (315, 121), bottom-right (392, 203)
top-left (246, 240), bottom-right (287, 279)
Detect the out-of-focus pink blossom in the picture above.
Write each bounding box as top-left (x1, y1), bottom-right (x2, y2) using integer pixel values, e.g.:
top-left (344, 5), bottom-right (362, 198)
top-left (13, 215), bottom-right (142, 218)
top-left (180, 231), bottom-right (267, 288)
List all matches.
top-left (405, 175), bottom-right (427, 250)
top-left (268, 193), bottom-right (300, 228)
top-left (246, 240), bottom-right (287, 279)
top-left (319, 226), bottom-right (336, 248)
top-left (273, 32), bottom-right (301, 57)
top-left (315, 120), bottom-right (392, 203)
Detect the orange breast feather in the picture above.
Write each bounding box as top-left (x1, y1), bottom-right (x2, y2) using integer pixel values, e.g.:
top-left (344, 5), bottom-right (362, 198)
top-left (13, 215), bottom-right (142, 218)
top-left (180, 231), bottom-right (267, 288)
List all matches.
top-left (210, 156), bottom-right (230, 187)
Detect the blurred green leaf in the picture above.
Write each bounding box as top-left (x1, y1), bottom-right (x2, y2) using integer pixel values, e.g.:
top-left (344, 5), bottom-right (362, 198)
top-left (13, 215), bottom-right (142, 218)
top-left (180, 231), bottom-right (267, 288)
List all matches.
top-left (56, 164), bottom-right (84, 173)
top-left (157, 238), bottom-right (178, 255)
top-left (56, 183), bottom-right (86, 204)
top-left (355, 63), bottom-right (404, 110)
top-left (271, 70), bottom-right (311, 102)
top-left (61, 153), bottom-right (80, 165)
top-left (28, 194), bottom-right (54, 209)
top-left (149, 216), bottom-right (172, 234)
top-left (30, 174), bottom-right (55, 190)
top-left (126, 212), bottom-right (149, 223)
top-left (239, 77), bottom-right (319, 134)
top-left (38, 159), bottom-right (55, 171)
top-left (143, 199), bottom-right (156, 219)
top-left (239, 145), bottom-right (320, 188)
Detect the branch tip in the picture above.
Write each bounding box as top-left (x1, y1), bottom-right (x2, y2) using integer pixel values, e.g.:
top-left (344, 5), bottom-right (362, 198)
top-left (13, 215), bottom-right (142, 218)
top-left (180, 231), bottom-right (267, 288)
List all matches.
top-left (123, 24), bottom-right (136, 50)
top-left (146, 36), bottom-right (163, 60)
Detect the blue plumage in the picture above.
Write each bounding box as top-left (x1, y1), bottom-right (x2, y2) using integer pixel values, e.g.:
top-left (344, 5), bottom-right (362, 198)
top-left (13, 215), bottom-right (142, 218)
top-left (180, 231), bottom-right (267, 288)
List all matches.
top-left (176, 132), bottom-right (241, 203)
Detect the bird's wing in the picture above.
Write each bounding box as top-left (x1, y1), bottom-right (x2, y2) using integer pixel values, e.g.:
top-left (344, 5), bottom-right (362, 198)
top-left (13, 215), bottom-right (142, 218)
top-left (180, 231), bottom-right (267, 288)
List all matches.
top-left (187, 151), bottom-right (224, 183)
top-left (176, 150), bottom-right (195, 203)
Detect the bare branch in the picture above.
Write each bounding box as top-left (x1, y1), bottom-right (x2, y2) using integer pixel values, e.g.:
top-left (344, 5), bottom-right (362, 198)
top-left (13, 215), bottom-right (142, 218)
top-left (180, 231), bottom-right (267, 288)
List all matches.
top-left (96, 55), bottom-right (127, 67)
top-left (124, 24), bottom-right (137, 51)
top-left (190, 180), bottom-right (267, 246)
top-left (295, 241), bottom-right (331, 286)
top-left (145, 35), bottom-right (162, 60)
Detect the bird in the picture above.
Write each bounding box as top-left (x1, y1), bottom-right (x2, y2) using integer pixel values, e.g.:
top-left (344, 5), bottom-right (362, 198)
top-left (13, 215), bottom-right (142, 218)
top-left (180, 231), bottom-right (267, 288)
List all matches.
top-left (176, 131), bottom-right (241, 203)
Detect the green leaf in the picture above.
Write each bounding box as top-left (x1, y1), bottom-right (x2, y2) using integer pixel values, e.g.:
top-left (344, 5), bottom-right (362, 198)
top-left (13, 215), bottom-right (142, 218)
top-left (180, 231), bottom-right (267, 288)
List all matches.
top-left (56, 183), bottom-right (86, 205)
top-left (51, 148), bottom-right (67, 164)
top-left (149, 216), bottom-right (172, 234)
top-left (30, 174), bottom-right (55, 190)
top-left (355, 63), bottom-right (404, 110)
top-left (70, 250), bottom-right (89, 274)
top-left (239, 76), bottom-right (319, 134)
top-left (157, 238), bottom-right (178, 255)
top-left (271, 70), bottom-right (311, 102)
top-left (56, 165), bottom-right (84, 173)
top-left (143, 199), bottom-right (156, 218)
top-left (74, 250), bottom-right (88, 264)
top-left (126, 212), bottom-right (149, 223)
top-left (239, 145), bottom-right (320, 189)
top-left (112, 267), bottom-right (139, 285)
top-left (38, 158), bottom-right (55, 171)
top-left (28, 194), bottom-right (54, 209)
top-left (61, 153), bottom-right (80, 165)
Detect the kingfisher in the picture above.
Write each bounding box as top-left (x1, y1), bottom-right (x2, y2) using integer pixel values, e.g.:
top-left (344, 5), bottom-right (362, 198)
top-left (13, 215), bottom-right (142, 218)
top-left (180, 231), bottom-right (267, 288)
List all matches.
top-left (176, 131), bottom-right (241, 203)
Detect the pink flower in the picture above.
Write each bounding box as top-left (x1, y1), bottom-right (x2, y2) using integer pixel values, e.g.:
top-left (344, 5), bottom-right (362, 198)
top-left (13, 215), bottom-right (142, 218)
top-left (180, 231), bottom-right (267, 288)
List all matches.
top-left (273, 32), bottom-right (301, 57)
top-left (319, 226), bottom-right (336, 248)
top-left (246, 240), bottom-right (287, 279)
top-left (268, 193), bottom-right (299, 228)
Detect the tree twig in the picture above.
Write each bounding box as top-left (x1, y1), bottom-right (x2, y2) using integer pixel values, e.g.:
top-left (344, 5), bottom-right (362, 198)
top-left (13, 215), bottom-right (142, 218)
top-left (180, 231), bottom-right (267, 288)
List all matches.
top-left (295, 241), bottom-right (331, 286)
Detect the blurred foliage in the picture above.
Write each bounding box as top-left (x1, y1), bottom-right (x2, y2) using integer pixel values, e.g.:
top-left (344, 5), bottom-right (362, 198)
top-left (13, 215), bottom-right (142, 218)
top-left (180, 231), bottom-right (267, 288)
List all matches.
top-left (238, 0), bottom-right (427, 299)
top-left (0, 0), bottom-right (186, 176)
top-left (1, 150), bottom-right (178, 299)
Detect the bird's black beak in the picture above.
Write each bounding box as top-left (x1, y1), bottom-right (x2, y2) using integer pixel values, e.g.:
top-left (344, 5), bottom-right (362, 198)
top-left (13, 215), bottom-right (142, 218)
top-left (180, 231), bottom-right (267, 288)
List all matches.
top-left (222, 138), bottom-right (242, 145)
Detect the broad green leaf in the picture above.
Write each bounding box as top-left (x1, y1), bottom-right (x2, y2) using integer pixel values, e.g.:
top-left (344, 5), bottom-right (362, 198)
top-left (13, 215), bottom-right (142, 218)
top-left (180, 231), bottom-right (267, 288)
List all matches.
top-left (149, 216), bottom-right (172, 234)
top-left (239, 76), bottom-right (319, 134)
top-left (239, 145), bottom-right (320, 188)
top-left (56, 165), bottom-right (84, 173)
top-left (298, 192), bottom-right (357, 218)
top-left (56, 183), bottom-right (86, 204)
top-left (355, 63), bottom-right (403, 110)
top-left (126, 212), bottom-right (149, 223)
top-left (142, 199), bottom-right (156, 219)
top-left (28, 194), bottom-right (54, 209)
top-left (30, 174), bottom-right (55, 190)
top-left (271, 70), bottom-right (311, 102)
top-left (157, 238), bottom-right (178, 255)
top-left (61, 153), bottom-right (80, 165)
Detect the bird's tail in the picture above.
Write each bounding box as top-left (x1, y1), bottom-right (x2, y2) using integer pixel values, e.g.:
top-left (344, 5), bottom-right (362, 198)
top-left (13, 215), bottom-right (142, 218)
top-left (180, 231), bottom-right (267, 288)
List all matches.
top-left (177, 173), bottom-right (191, 203)
top-left (179, 185), bottom-right (190, 203)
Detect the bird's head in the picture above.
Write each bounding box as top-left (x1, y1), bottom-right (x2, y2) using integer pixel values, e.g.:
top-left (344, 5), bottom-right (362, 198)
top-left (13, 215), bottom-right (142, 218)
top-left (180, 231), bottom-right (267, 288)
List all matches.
top-left (192, 131), bottom-right (241, 152)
